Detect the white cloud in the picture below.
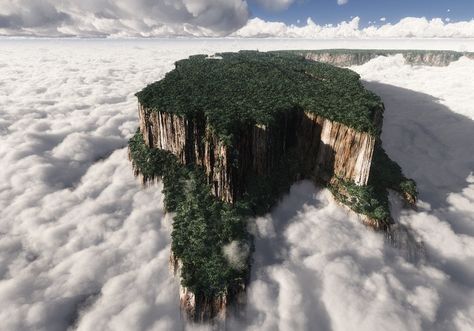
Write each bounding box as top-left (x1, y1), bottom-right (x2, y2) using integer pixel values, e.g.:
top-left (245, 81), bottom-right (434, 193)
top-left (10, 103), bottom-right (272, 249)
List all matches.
top-left (380, 17), bottom-right (386, 22)
top-left (233, 16), bottom-right (474, 38)
top-left (337, 0), bottom-right (348, 5)
top-left (0, 0), bottom-right (249, 37)
top-left (223, 241), bottom-right (250, 270)
top-left (0, 40), bottom-right (474, 331)
top-left (234, 16), bottom-right (362, 38)
top-left (254, 0), bottom-right (295, 11)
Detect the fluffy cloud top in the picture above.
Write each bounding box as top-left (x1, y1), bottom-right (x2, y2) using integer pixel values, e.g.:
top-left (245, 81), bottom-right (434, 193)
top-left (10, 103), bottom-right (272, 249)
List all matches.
top-left (233, 16), bottom-right (474, 38)
top-left (1, 39), bottom-right (474, 330)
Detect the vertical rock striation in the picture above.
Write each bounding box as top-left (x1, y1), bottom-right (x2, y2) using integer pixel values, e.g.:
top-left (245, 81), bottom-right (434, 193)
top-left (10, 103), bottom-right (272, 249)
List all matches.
top-left (301, 50), bottom-right (474, 67)
top-left (138, 103), bottom-right (377, 204)
top-left (316, 118), bottom-right (376, 184)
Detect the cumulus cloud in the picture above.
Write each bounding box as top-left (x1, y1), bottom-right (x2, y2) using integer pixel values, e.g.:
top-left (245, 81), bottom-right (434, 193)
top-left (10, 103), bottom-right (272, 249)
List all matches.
top-left (233, 16), bottom-right (474, 38)
top-left (234, 16), bottom-right (362, 38)
top-left (337, 0), bottom-right (348, 5)
top-left (0, 39), bottom-right (474, 331)
top-left (0, 0), bottom-right (249, 37)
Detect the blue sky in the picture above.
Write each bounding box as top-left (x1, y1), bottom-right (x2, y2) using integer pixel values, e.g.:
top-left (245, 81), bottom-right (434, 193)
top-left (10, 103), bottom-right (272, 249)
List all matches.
top-left (249, 0), bottom-right (474, 26)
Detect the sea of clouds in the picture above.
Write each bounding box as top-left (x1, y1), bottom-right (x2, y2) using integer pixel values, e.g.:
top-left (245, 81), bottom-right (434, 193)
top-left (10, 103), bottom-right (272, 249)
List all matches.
top-left (0, 39), bottom-right (473, 331)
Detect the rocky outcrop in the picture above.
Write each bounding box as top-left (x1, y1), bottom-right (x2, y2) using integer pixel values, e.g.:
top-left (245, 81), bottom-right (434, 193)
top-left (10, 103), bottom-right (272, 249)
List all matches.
top-left (169, 251), bottom-right (246, 324)
top-left (301, 50), bottom-right (474, 67)
top-left (138, 104), bottom-right (378, 203)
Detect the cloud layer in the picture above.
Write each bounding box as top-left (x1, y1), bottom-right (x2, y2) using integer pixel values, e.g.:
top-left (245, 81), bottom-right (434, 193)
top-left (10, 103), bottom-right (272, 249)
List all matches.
top-left (233, 16), bottom-right (474, 38)
top-left (0, 40), bottom-right (473, 330)
top-left (0, 0), bottom-right (249, 37)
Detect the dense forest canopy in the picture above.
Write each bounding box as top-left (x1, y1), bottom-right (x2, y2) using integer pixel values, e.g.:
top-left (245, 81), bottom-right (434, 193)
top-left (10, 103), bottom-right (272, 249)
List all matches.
top-left (136, 51), bottom-right (384, 139)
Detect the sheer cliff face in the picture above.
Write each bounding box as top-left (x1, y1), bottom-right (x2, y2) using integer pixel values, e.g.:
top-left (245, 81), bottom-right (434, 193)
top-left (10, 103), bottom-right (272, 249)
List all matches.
top-left (316, 117), bottom-right (375, 185)
top-left (303, 51), bottom-right (474, 67)
top-left (138, 104), bottom-right (377, 203)
top-left (139, 104), bottom-right (233, 202)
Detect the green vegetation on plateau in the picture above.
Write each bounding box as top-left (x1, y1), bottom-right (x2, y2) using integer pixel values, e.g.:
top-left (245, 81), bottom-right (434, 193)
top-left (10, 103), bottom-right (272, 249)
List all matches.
top-left (136, 51), bottom-right (384, 141)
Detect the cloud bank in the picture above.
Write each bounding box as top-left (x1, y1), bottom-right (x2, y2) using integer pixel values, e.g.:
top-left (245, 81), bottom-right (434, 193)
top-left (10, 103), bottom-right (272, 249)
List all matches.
top-left (233, 16), bottom-right (474, 38)
top-left (0, 40), bottom-right (473, 330)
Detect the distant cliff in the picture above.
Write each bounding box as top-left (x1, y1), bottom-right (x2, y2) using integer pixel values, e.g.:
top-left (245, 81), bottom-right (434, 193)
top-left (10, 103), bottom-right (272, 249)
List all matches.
top-left (291, 49), bottom-right (474, 67)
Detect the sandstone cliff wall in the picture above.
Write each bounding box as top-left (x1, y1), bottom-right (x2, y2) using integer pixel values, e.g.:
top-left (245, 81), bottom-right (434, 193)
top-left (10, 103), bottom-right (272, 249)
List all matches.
top-left (316, 117), bottom-right (375, 184)
top-left (138, 103), bottom-right (376, 203)
top-left (303, 51), bottom-right (474, 67)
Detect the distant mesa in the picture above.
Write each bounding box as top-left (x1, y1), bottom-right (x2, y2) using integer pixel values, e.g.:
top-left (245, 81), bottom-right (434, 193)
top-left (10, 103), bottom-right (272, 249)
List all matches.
top-left (298, 49), bottom-right (474, 67)
top-left (128, 50), bottom-right (418, 324)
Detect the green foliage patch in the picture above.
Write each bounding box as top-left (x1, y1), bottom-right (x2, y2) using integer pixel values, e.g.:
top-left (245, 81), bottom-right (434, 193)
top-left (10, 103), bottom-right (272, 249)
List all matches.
top-left (329, 142), bottom-right (418, 224)
top-left (129, 131), bottom-right (250, 297)
top-left (136, 51), bottom-right (384, 142)
top-left (330, 178), bottom-right (391, 223)
top-left (369, 142), bottom-right (418, 204)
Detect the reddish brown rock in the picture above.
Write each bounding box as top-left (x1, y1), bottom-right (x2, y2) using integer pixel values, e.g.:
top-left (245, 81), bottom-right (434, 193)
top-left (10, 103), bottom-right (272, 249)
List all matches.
top-left (138, 103), bottom-right (378, 204)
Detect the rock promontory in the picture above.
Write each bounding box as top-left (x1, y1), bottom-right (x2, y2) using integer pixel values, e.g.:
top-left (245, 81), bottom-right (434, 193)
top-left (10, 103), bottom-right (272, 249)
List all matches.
top-left (128, 51), bottom-right (417, 324)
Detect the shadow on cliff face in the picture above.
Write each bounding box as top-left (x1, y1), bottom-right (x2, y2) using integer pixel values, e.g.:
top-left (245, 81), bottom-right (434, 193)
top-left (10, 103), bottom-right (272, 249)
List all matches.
top-left (364, 81), bottom-right (474, 235)
top-left (237, 82), bottom-right (474, 331)
top-left (363, 82), bottom-right (474, 330)
top-left (239, 182), bottom-right (332, 331)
